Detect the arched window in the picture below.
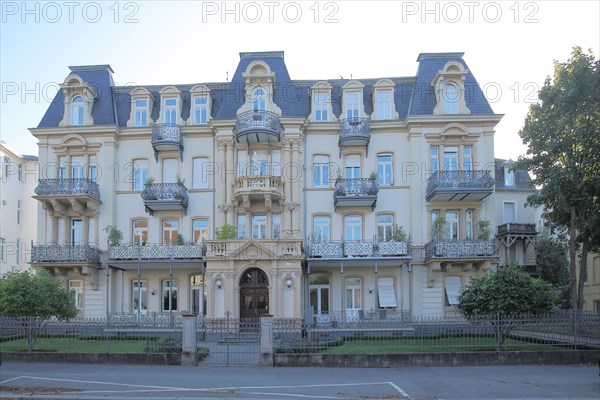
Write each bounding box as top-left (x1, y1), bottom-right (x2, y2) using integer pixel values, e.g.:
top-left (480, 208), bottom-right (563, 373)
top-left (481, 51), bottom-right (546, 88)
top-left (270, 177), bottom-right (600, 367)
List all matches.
top-left (70, 96), bottom-right (84, 125)
top-left (443, 83), bottom-right (459, 114)
top-left (252, 88), bottom-right (266, 111)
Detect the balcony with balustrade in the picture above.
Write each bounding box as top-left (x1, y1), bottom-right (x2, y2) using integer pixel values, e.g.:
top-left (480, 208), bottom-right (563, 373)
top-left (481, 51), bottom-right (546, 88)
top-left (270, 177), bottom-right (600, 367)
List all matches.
top-left (307, 238), bottom-right (411, 267)
top-left (333, 178), bottom-right (378, 209)
top-left (30, 244), bottom-right (103, 285)
top-left (141, 183), bottom-right (188, 215)
top-left (339, 117), bottom-right (370, 155)
top-left (426, 170), bottom-right (495, 202)
top-left (204, 239), bottom-right (302, 261)
top-left (424, 239), bottom-right (496, 261)
top-left (33, 178), bottom-right (101, 217)
top-left (235, 110), bottom-right (281, 143)
top-left (107, 243), bottom-right (205, 270)
top-left (151, 123), bottom-right (183, 161)
top-left (497, 223), bottom-right (537, 269)
top-left (233, 175), bottom-right (284, 211)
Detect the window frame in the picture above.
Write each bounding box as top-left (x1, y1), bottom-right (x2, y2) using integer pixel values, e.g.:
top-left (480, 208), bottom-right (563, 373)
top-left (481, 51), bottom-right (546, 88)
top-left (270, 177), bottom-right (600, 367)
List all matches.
top-left (252, 214), bottom-right (267, 239)
top-left (132, 219), bottom-right (148, 245)
top-left (162, 98), bottom-right (178, 125)
top-left (313, 154), bottom-right (330, 188)
top-left (375, 90), bottom-right (392, 120)
top-left (377, 214), bottom-right (394, 242)
top-left (131, 279), bottom-right (148, 314)
top-left (133, 99), bottom-right (148, 127)
top-left (161, 279), bottom-right (178, 312)
top-left (442, 82), bottom-right (459, 114)
top-left (193, 95), bottom-right (209, 124)
top-left (314, 92), bottom-right (329, 122)
top-left (192, 218), bottom-right (209, 243)
top-left (132, 159), bottom-right (149, 191)
top-left (162, 218), bottom-right (179, 245)
top-left (376, 153), bottom-right (393, 186)
top-left (344, 215), bottom-right (362, 241)
top-left (69, 279), bottom-right (84, 310)
top-left (70, 95), bottom-right (85, 125)
top-left (313, 215), bottom-right (331, 241)
top-left (272, 214), bottom-right (281, 239)
top-left (237, 214), bottom-right (247, 239)
top-left (504, 166), bottom-right (515, 186)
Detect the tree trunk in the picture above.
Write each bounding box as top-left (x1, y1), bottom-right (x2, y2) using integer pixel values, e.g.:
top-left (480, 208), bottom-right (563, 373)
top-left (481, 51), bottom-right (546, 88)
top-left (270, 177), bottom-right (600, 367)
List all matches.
top-left (569, 206), bottom-right (578, 311)
top-left (577, 235), bottom-right (589, 310)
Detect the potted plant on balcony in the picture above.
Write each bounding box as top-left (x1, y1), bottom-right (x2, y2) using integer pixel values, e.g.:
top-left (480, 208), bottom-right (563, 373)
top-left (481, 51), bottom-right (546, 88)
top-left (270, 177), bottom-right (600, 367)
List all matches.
top-left (431, 216), bottom-right (447, 241)
top-left (104, 225), bottom-right (123, 247)
top-left (476, 220), bottom-right (492, 240)
top-left (144, 177), bottom-right (157, 200)
top-left (176, 234), bottom-right (185, 246)
top-left (379, 224), bottom-right (407, 256)
top-left (367, 170), bottom-right (378, 195)
top-left (334, 171), bottom-right (344, 195)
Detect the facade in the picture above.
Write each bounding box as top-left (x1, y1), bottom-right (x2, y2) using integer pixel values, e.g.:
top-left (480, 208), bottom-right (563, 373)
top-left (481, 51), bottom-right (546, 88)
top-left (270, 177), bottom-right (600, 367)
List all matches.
top-left (30, 51), bottom-right (502, 319)
top-left (0, 141), bottom-right (38, 275)
top-left (493, 159), bottom-right (538, 272)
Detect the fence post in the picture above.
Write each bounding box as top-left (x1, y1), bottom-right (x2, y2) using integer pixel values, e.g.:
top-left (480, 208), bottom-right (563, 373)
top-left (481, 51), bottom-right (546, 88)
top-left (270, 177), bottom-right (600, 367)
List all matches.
top-left (181, 312), bottom-right (197, 366)
top-left (259, 314), bottom-right (274, 367)
top-left (495, 314), bottom-right (500, 353)
top-left (27, 316), bottom-right (33, 353)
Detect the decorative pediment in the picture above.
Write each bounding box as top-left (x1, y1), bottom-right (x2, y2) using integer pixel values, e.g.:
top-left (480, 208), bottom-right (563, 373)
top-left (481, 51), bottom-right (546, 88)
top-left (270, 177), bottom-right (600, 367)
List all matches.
top-left (440, 123), bottom-right (469, 138)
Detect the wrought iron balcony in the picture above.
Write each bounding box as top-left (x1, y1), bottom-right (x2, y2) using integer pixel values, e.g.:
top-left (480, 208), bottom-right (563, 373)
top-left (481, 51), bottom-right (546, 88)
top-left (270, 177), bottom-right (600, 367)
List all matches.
top-left (424, 240), bottom-right (496, 260)
top-left (31, 244), bottom-right (102, 264)
top-left (334, 178), bottom-right (378, 209)
top-left (141, 183), bottom-right (188, 215)
top-left (151, 123), bottom-right (183, 161)
top-left (497, 223), bottom-right (537, 236)
top-left (33, 178), bottom-right (101, 217)
top-left (233, 175), bottom-right (284, 210)
top-left (308, 239), bottom-right (410, 259)
top-left (339, 117), bottom-right (371, 149)
top-left (109, 243), bottom-right (205, 261)
top-left (426, 170), bottom-right (495, 202)
top-left (235, 110), bottom-right (281, 143)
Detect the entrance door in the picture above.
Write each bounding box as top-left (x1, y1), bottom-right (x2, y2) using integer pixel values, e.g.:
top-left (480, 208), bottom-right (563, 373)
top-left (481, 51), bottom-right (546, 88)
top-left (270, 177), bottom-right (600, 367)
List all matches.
top-left (239, 268), bottom-right (269, 321)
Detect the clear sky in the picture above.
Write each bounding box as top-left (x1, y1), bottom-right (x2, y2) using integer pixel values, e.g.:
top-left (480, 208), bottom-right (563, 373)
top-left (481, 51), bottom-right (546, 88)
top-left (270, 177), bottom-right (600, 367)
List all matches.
top-left (1, 0), bottom-right (598, 159)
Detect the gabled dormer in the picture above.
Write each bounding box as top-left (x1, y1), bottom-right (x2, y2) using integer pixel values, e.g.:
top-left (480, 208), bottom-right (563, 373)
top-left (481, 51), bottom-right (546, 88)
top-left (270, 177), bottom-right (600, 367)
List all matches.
top-left (432, 61), bottom-right (471, 115)
top-left (158, 86), bottom-right (184, 125)
top-left (309, 81), bottom-right (333, 122)
top-left (59, 74), bottom-right (97, 127)
top-left (127, 87), bottom-right (154, 127)
top-left (189, 84), bottom-right (213, 125)
top-left (341, 80), bottom-right (367, 120)
top-left (372, 79), bottom-right (399, 120)
top-left (339, 80), bottom-right (371, 156)
top-left (238, 60), bottom-right (282, 115)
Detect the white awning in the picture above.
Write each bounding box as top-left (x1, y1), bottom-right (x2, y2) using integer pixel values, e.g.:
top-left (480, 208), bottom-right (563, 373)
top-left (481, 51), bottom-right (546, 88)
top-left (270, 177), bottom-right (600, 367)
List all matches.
top-left (377, 277), bottom-right (397, 308)
top-left (445, 276), bottom-right (462, 305)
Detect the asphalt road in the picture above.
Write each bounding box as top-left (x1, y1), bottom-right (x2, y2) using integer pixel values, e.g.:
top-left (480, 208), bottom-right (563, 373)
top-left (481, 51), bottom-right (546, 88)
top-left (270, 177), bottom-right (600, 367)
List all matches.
top-left (1, 362), bottom-right (598, 400)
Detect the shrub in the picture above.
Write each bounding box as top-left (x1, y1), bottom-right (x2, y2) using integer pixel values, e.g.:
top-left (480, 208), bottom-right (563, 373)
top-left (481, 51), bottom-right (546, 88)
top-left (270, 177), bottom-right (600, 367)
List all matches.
top-left (144, 337), bottom-right (181, 353)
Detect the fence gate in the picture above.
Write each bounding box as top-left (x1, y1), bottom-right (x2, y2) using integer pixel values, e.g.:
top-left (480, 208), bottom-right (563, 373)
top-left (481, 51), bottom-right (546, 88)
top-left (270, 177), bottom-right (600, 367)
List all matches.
top-left (197, 314), bottom-right (261, 366)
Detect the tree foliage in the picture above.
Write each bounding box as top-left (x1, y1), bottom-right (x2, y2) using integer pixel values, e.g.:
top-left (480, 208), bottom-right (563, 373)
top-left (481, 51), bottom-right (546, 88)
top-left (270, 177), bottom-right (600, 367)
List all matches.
top-left (516, 46), bottom-right (600, 310)
top-left (535, 234), bottom-right (569, 288)
top-left (215, 224), bottom-right (237, 240)
top-left (456, 265), bottom-right (555, 317)
top-left (0, 269), bottom-right (78, 319)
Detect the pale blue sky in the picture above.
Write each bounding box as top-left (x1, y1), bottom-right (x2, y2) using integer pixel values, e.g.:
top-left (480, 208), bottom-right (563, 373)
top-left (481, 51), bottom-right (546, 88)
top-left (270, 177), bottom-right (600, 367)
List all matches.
top-left (1, 1), bottom-right (598, 159)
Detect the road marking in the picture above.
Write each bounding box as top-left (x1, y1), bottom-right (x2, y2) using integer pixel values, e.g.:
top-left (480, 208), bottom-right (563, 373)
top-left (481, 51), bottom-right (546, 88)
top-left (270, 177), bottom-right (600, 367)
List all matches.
top-left (0, 376), bottom-right (24, 385)
top-left (387, 381), bottom-right (413, 399)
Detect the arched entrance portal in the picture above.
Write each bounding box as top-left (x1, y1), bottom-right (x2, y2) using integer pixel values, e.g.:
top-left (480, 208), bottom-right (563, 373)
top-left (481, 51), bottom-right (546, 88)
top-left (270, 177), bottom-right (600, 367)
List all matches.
top-left (239, 268), bottom-right (269, 321)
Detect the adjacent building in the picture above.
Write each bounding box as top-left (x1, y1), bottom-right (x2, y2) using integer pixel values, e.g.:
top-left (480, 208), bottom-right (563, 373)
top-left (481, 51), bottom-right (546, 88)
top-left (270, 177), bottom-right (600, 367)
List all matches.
top-left (0, 140), bottom-right (38, 275)
top-left (30, 51), bottom-right (503, 319)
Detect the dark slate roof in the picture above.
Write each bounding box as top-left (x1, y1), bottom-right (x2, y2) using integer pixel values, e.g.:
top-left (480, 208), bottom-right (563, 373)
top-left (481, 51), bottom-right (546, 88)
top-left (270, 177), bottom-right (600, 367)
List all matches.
top-left (37, 52), bottom-right (496, 129)
top-left (409, 53), bottom-right (494, 116)
top-left (21, 155), bottom-right (38, 161)
top-left (494, 158), bottom-right (534, 190)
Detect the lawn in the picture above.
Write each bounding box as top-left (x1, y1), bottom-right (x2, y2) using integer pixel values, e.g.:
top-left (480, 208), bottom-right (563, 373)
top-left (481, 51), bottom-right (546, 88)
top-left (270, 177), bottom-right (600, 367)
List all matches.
top-left (0, 337), bottom-right (149, 353)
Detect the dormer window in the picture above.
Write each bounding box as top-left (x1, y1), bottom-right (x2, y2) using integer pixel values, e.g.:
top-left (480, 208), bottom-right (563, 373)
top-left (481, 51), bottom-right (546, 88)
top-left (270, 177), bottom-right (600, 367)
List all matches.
top-left (134, 99), bottom-right (148, 126)
top-left (158, 86), bottom-right (183, 125)
top-left (504, 166), bottom-right (515, 186)
top-left (342, 81), bottom-right (365, 122)
top-left (432, 61), bottom-right (471, 115)
top-left (189, 84), bottom-right (213, 125)
top-left (163, 98), bottom-right (177, 124)
top-left (70, 96), bottom-right (84, 125)
top-left (127, 87), bottom-right (154, 128)
top-left (310, 81), bottom-right (333, 122)
top-left (346, 93), bottom-right (360, 120)
top-left (252, 88), bottom-right (266, 111)
top-left (372, 79), bottom-right (399, 121)
top-left (193, 96), bottom-right (208, 124)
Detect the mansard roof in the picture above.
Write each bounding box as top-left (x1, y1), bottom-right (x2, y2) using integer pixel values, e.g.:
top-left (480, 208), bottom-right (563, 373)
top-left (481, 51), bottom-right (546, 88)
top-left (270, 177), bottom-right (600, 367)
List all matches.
top-left (37, 52), bottom-right (497, 129)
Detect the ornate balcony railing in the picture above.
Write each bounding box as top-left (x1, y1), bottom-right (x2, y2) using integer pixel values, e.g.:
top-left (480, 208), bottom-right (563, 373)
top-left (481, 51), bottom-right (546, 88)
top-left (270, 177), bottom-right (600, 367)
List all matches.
top-left (339, 117), bottom-right (371, 139)
top-left (142, 183), bottom-right (188, 205)
top-left (34, 178), bottom-right (101, 202)
top-left (235, 110), bottom-right (281, 142)
top-left (151, 123), bottom-right (182, 145)
top-left (109, 243), bottom-right (205, 260)
top-left (308, 239), bottom-right (410, 259)
top-left (334, 178), bottom-right (379, 196)
top-left (31, 244), bottom-right (102, 264)
top-left (426, 170), bottom-right (495, 201)
top-left (424, 240), bottom-right (496, 260)
top-left (497, 223), bottom-right (537, 236)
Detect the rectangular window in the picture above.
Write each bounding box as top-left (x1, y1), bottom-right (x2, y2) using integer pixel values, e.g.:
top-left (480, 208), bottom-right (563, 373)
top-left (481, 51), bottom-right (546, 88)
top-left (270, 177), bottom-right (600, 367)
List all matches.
top-left (193, 96), bottom-right (208, 124)
top-left (71, 156), bottom-right (84, 179)
top-left (504, 202), bottom-right (516, 223)
top-left (445, 211), bottom-right (459, 240)
top-left (251, 150), bottom-right (268, 176)
top-left (377, 154), bottom-right (393, 185)
top-left (344, 215), bottom-right (362, 241)
top-left (132, 159), bottom-right (149, 191)
top-left (376, 91), bottom-right (392, 120)
top-left (272, 214), bottom-right (281, 239)
top-left (237, 214), bottom-right (247, 239)
top-left (252, 214), bottom-right (267, 239)
top-left (192, 157), bottom-right (209, 189)
top-left (59, 156), bottom-right (67, 179)
top-left (162, 219), bottom-right (178, 245)
top-left (132, 220), bottom-right (148, 245)
top-left (314, 93), bottom-right (329, 121)
top-left (464, 146), bottom-right (473, 171)
top-left (345, 277), bottom-right (361, 310)
top-left (445, 276), bottom-right (462, 306)
top-left (377, 214), bottom-right (394, 242)
top-left (163, 98), bottom-right (177, 124)
top-left (504, 167), bottom-right (515, 186)
top-left (465, 210), bottom-right (473, 240)
top-left (271, 149), bottom-right (281, 176)
top-left (131, 280), bottom-right (148, 313)
top-left (444, 147), bottom-right (459, 171)
top-left (193, 219), bottom-right (209, 243)
top-left (161, 279), bottom-right (178, 311)
top-left (69, 280), bottom-right (83, 310)
top-left (430, 147), bottom-right (439, 172)
top-left (71, 99), bottom-right (84, 125)
top-left (237, 150), bottom-right (248, 177)
top-left (313, 215), bottom-right (330, 241)
top-left (134, 99), bottom-right (148, 127)
top-left (313, 155), bottom-right (330, 187)
top-left (71, 219), bottom-right (82, 245)
top-left (17, 200), bottom-right (21, 224)
top-left (377, 277), bottom-right (397, 308)
top-left (88, 155), bottom-right (98, 181)
top-left (345, 93), bottom-right (360, 120)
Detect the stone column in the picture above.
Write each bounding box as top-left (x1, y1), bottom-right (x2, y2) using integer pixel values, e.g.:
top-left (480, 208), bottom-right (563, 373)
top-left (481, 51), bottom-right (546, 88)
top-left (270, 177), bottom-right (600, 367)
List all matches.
top-left (181, 313), bottom-right (197, 366)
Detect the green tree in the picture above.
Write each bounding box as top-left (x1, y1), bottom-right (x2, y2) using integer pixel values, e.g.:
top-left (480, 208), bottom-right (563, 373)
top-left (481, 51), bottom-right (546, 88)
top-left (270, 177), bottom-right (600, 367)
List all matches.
top-left (0, 268), bottom-right (78, 318)
top-left (457, 265), bottom-right (555, 317)
top-left (516, 46), bottom-right (600, 310)
top-left (536, 234), bottom-right (569, 288)
top-left (215, 224), bottom-right (237, 240)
